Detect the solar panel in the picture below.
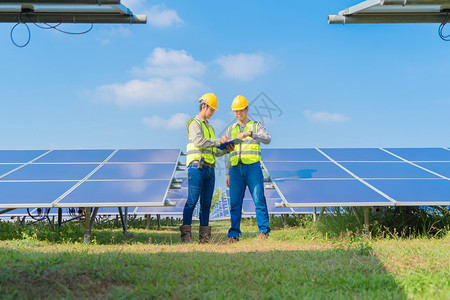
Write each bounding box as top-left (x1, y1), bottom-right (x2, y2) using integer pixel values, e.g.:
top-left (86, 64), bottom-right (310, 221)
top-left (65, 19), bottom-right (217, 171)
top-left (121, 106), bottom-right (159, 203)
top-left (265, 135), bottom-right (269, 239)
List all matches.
top-left (262, 148), bottom-right (450, 208)
top-left (0, 181), bottom-right (75, 208)
top-left (415, 162), bottom-right (450, 178)
top-left (0, 149), bottom-right (181, 210)
top-left (89, 163), bottom-right (176, 180)
top-left (1, 164), bottom-right (98, 181)
top-left (0, 150), bottom-right (47, 163)
top-left (339, 162), bottom-right (440, 179)
top-left (320, 148), bottom-right (401, 162)
top-left (384, 148), bottom-right (450, 161)
top-left (263, 162), bottom-right (353, 179)
top-left (367, 179), bottom-right (450, 206)
top-left (35, 149), bottom-right (114, 163)
top-left (0, 164), bottom-right (21, 177)
top-left (108, 149), bottom-right (180, 163)
top-left (328, 0), bottom-right (450, 24)
top-left (262, 148), bottom-right (328, 162)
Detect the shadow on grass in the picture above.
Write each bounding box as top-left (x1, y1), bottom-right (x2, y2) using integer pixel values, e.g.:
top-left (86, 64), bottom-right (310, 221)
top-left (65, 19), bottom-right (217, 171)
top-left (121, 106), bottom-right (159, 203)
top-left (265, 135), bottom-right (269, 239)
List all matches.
top-left (0, 245), bottom-right (408, 299)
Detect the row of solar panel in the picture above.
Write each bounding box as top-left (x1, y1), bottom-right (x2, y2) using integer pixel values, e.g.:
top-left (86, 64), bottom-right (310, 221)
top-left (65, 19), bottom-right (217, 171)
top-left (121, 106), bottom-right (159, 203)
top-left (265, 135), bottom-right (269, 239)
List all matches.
top-left (263, 148), bottom-right (450, 207)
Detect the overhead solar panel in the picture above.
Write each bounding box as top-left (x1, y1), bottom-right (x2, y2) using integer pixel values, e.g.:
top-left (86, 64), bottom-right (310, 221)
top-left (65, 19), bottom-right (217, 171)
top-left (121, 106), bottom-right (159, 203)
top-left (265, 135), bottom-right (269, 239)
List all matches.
top-left (328, 0), bottom-right (450, 24)
top-left (0, 164), bottom-right (21, 177)
top-left (0, 2), bottom-right (146, 24)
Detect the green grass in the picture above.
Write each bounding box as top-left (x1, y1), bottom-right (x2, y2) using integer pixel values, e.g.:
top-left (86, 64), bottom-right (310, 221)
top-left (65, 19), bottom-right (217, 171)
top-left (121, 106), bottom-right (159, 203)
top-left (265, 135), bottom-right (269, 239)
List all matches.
top-left (0, 219), bottom-right (449, 299)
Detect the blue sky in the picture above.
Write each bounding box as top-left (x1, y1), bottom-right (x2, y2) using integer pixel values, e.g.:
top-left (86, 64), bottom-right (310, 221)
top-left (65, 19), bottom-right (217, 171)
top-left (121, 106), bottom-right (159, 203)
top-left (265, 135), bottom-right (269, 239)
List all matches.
top-left (1, 0), bottom-right (449, 154)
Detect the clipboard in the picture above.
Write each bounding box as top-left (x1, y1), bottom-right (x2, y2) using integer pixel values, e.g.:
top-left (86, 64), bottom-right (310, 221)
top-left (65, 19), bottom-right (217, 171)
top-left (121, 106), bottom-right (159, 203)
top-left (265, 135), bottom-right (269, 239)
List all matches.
top-left (217, 138), bottom-right (243, 150)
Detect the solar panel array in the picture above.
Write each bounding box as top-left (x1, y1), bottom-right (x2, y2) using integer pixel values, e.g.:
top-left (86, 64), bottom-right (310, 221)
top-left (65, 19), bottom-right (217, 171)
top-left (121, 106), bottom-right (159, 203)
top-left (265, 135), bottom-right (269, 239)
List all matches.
top-left (0, 149), bottom-right (180, 211)
top-left (262, 148), bottom-right (450, 208)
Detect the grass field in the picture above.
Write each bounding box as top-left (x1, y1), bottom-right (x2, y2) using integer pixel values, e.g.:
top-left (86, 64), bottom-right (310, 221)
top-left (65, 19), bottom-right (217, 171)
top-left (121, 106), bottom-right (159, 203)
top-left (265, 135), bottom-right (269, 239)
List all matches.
top-left (0, 219), bottom-right (449, 299)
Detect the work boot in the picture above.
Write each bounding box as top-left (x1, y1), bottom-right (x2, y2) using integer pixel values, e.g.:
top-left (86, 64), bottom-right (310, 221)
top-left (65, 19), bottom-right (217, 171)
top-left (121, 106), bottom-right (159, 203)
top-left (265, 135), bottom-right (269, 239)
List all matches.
top-left (180, 225), bottom-right (192, 243)
top-left (257, 232), bottom-right (269, 241)
top-left (199, 226), bottom-right (212, 243)
top-left (222, 237), bottom-right (239, 244)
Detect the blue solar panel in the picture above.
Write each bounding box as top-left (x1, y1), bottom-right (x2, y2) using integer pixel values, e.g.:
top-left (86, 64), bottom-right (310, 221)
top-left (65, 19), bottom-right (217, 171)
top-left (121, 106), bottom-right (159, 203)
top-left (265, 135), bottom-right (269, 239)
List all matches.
top-left (262, 148), bottom-right (328, 162)
top-left (264, 162), bottom-right (352, 179)
top-left (0, 150), bottom-right (47, 163)
top-left (320, 148), bottom-right (401, 162)
top-left (367, 179), bottom-right (450, 205)
top-left (274, 180), bottom-right (393, 206)
top-left (340, 162), bottom-right (439, 179)
top-left (136, 199), bottom-right (186, 214)
top-left (108, 149), bottom-right (180, 163)
top-left (0, 164), bottom-right (21, 177)
top-left (34, 150), bottom-right (114, 163)
top-left (385, 148), bottom-right (450, 161)
top-left (89, 163), bottom-right (175, 180)
top-left (415, 162), bottom-right (450, 178)
top-left (1, 164), bottom-right (98, 181)
top-left (56, 180), bottom-right (170, 207)
top-left (0, 182), bottom-right (75, 208)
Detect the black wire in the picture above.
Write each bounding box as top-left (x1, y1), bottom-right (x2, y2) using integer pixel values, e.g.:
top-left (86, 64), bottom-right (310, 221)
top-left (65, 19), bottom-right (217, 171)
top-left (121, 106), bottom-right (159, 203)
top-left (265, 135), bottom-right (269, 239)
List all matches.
top-left (53, 23), bottom-right (94, 35)
top-left (10, 13), bottom-right (94, 47)
top-left (10, 22), bottom-right (31, 48)
top-left (438, 12), bottom-right (450, 41)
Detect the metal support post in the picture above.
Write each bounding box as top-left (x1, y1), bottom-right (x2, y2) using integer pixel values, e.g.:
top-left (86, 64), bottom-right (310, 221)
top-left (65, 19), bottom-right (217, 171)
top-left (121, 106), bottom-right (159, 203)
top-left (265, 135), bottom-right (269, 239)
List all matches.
top-left (90, 207), bottom-right (99, 231)
top-left (145, 214), bottom-right (151, 229)
top-left (83, 207), bottom-right (92, 244)
top-left (157, 214), bottom-right (161, 230)
top-left (57, 208), bottom-right (62, 227)
top-left (364, 207), bottom-right (371, 238)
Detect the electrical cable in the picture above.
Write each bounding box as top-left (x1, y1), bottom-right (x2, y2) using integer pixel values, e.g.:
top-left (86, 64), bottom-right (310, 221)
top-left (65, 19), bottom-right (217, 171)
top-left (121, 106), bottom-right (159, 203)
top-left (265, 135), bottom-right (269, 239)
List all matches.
top-left (10, 22), bottom-right (31, 47)
top-left (438, 11), bottom-right (450, 41)
top-left (10, 13), bottom-right (94, 47)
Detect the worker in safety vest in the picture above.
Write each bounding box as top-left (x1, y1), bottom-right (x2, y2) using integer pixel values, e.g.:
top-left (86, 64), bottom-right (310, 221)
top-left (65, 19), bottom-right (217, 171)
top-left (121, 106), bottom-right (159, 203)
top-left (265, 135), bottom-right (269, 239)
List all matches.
top-left (224, 95), bottom-right (271, 243)
top-left (180, 93), bottom-right (234, 243)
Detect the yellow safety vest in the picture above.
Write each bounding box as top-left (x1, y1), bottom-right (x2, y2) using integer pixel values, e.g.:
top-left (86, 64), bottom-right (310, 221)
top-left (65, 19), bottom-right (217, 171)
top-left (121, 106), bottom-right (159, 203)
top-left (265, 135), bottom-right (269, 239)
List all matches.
top-left (186, 118), bottom-right (217, 167)
top-left (228, 121), bottom-right (261, 166)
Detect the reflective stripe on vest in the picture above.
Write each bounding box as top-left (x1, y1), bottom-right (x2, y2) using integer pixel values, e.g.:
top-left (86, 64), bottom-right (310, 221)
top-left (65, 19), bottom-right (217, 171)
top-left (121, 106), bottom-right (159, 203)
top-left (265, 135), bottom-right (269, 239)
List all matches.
top-left (229, 121), bottom-right (261, 166)
top-left (186, 118), bottom-right (216, 166)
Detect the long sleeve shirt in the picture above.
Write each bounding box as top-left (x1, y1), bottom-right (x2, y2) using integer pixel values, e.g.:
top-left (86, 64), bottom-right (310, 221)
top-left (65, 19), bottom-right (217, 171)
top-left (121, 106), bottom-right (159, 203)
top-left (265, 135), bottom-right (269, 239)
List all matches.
top-left (225, 120), bottom-right (271, 174)
top-left (187, 115), bottom-right (227, 157)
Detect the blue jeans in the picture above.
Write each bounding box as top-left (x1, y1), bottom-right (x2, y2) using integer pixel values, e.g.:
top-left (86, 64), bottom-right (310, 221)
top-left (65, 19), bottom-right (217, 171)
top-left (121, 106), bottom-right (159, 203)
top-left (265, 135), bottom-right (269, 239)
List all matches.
top-left (183, 163), bottom-right (215, 226)
top-left (228, 162), bottom-right (270, 238)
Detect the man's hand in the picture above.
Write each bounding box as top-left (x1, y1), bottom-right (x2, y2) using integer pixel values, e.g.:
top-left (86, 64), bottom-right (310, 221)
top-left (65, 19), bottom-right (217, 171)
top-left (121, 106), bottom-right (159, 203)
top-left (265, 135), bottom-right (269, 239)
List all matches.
top-left (226, 175), bottom-right (230, 188)
top-left (236, 132), bottom-right (251, 140)
top-left (226, 144), bottom-right (235, 152)
top-left (220, 136), bottom-right (229, 144)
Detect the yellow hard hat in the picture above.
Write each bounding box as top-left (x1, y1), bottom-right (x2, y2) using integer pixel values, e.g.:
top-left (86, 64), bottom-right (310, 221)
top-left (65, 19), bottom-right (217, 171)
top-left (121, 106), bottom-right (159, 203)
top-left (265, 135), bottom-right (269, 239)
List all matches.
top-left (199, 93), bottom-right (219, 111)
top-left (231, 95), bottom-right (249, 111)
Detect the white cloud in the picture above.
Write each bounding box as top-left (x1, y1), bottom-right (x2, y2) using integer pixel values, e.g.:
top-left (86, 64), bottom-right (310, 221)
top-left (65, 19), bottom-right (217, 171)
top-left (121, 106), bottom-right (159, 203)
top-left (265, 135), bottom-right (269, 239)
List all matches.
top-left (95, 76), bottom-right (205, 106)
top-left (304, 110), bottom-right (349, 123)
top-left (146, 5), bottom-right (183, 28)
top-left (132, 48), bottom-right (206, 77)
top-left (143, 113), bottom-right (190, 130)
top-left (214, 53), bottom-right (271, 81)
top-left (209, 118), bottom-right (228, 134)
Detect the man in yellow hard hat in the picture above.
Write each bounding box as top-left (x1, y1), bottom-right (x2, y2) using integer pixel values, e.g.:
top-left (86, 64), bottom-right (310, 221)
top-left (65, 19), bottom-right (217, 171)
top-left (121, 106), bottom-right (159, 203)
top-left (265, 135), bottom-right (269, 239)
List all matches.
top-left (224, 95), bottom-right (272, 243)
top-left (180, 93), bottom-right (234, 243)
